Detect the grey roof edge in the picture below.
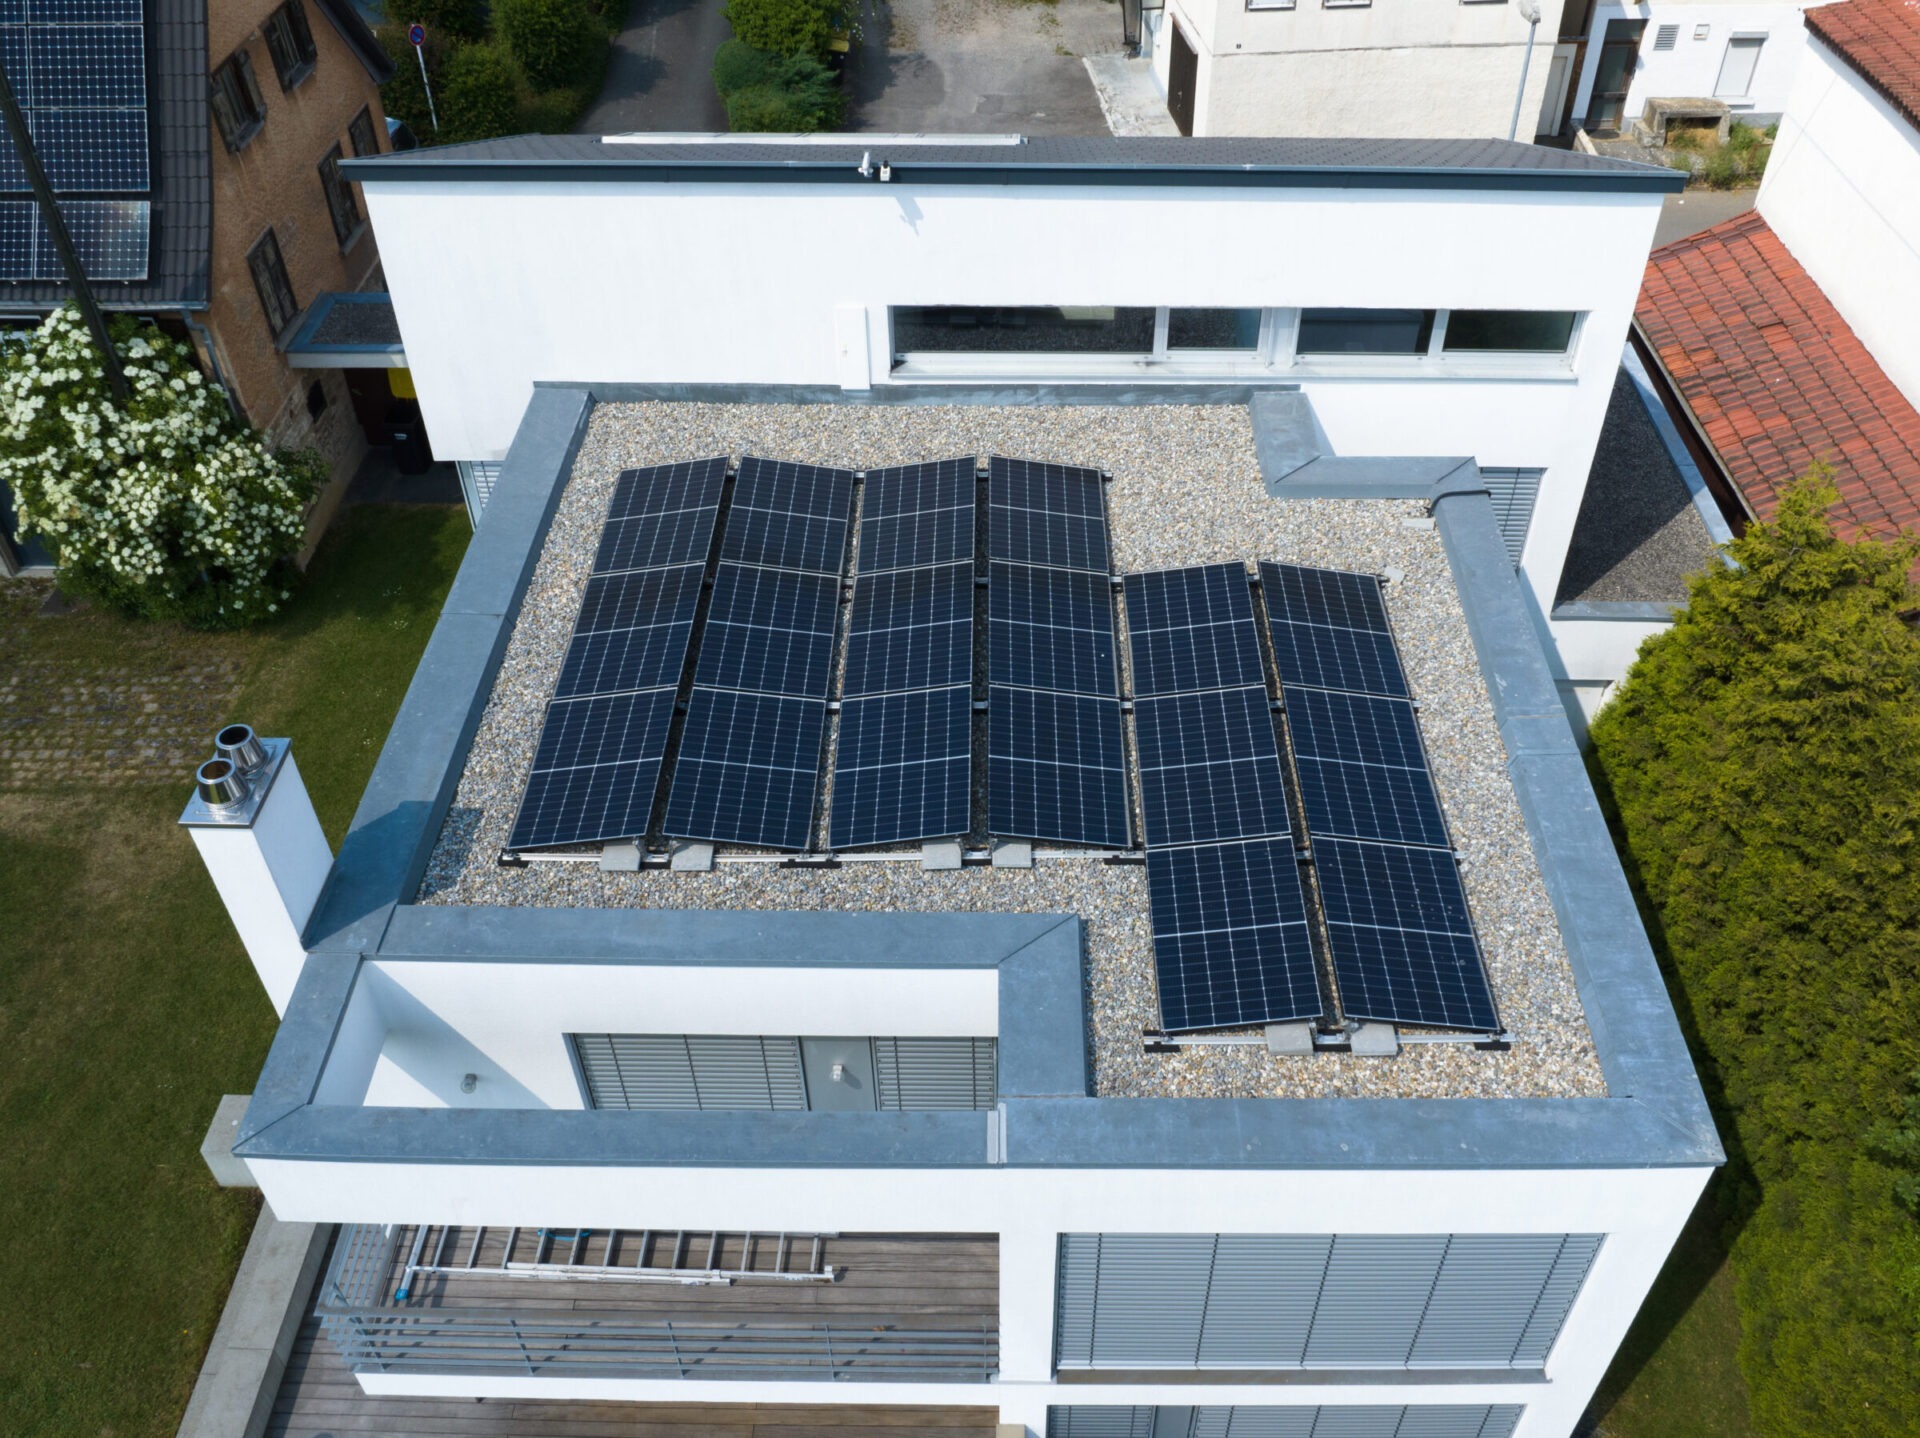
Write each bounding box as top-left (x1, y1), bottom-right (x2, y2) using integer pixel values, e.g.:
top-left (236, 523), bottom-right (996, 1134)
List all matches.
top-left (1436, 491), bottom-right (1720, 1162)
top-left (300, 385), bottom-right (591, 957)
top-left (1250, 390), bottom-right (1481, 498)
top-left (1550, 600), bottom-right (1684, 623)
top-left (239, 381), bottom-right (1720, 1172)
top-left (340, 137), bottom-right (1687, 193)
top-left (575, 381), bottom-right (1296, 407)
top-left (313, 0), bottom-right (396, 84)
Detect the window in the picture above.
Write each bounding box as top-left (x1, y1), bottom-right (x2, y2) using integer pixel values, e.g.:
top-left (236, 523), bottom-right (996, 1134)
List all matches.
top-left (1055, 1232), bottom-right (1604, 1371)
top-left (208, 50), bottom-right (265, 151)
top-left (1166, 308), bottom-right (1262, 350)
top-left (317, 144), bottom-right (362, 247)
top-left (1050, 1407), bottom-right (1526, 1438)
top-left (1296, 308), bottom-right (1435, 355)
top-left (263, 0), bottom-right (318, 89)
top-left (893, 306), bottom-right (1158, 355)
top-left (1246, 0), bottom-right (1296, 10)
top-left (1442, 309), bottom-right (1578, 353)
top-left (1715, 34), bottom-right (1765, 98)
top-left (246, 228), bottom-right (299, 337)
top-left (573, 1034), bottom-right (998, 1112)
top-left (347, 105), bottom-right (380, 158)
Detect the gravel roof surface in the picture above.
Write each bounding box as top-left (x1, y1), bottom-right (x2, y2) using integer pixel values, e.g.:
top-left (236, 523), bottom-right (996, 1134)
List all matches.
top-left (1557, 367), bottom-right (1719, 604)
top-left (418, 402), bottom-right (1605, 1102)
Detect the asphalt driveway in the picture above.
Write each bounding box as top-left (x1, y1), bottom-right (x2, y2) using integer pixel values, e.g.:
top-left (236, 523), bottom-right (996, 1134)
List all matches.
top-left (576, 0), bottom-right (730, 132)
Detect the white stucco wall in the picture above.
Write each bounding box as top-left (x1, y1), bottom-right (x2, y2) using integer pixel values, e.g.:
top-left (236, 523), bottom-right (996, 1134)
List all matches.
top-left (1572, 1), bottom-right (1823, 126)
top-left (1758, 37), bottom-right (1920, 411)
top-left (360, 171), bottom-right (1662, 623)
top-left (254, 1153), bottom-right (1711, 1438)
top-left (1158, 0), bottom-right (1560, 138)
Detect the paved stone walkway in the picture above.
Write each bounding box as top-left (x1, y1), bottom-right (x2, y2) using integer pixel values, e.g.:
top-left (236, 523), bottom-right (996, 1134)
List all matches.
top-left (0, 581), bottom-right (242, 788)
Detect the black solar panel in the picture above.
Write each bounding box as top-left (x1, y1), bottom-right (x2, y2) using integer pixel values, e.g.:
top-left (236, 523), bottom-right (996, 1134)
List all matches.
top-left (987, 457), bottom-right (1110, 574)
top-left (508, 689), bottom-right (677, 851)
top-left (988, 561), bottom-right (1118, 697)
top-left (664, 689), bottom-right (828, 850)
top-left (1285, 686), bottom-right (1449, 849)
top-left (553, 564), bottom-right (705, 701)
top-left (31, 109), bottom-right (149, 191)
top-left (693, 563), bottom-right (839, 699)
top-left (1147, 839), bottom-right (1325, 1032)
top-left (1313, 837), bottom-right (1498, 1032)
top-left (1259, 561), bottom-right (1408, 699)
top-left (1123, 564), bottom-right (1268, 697)
top-left (29, 0), bottom-right (142, 21)
top-left (1133, 687), bottom-right (1293, 847)
top-left (987, 685), bottom-right (1130, 847)
top-left (594, 505), bottom-right (723, 575)
top-left (607, 457), bottom-right (728, 520)
top-left (27, 23), bottom-right (144, 107)
top-left (842, 561), bottom-right (973, 697)
top-left (829, 685), bottom-right (971, 849)
top-left (859, 458), bottom-right (976, 572)
top-left (722, 456), bottom-right (855, 574)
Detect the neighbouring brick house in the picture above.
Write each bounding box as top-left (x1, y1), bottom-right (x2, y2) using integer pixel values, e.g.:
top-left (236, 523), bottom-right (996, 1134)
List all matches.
top-left (0, 0), bottom-right (395, 577)
top-left (1632, 0), bottom-right (1920, 554)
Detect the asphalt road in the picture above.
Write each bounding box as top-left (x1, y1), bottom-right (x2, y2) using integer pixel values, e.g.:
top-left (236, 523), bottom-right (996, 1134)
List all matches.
top-left (575, 0), bottom-right (730, 133)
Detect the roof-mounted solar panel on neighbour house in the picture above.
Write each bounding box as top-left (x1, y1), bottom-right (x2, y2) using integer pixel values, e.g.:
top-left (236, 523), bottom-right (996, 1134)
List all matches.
top-left (0, 0), bottom-right (152, 280)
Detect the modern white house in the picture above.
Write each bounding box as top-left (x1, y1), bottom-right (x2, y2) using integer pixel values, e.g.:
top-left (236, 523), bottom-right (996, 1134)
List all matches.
top-left (187, 137), bottom-right (1720, 1438)
top-left (1563, 0), bottom-right (1836, 135)
top-left (1136, 0), bottom-right (1569, 139)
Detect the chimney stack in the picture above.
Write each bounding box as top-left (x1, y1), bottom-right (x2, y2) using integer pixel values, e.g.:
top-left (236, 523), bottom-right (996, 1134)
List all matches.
top-left (179, 724), bottom-right (333, 1015)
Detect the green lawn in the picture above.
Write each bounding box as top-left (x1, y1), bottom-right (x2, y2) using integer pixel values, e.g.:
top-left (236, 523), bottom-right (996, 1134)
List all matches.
top-left (0, 504), bottom-right (469, 1438)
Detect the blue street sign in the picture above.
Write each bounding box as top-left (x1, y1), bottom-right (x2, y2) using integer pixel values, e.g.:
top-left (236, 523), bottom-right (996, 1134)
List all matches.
top-left (408, 22), bottom-right (425, 46)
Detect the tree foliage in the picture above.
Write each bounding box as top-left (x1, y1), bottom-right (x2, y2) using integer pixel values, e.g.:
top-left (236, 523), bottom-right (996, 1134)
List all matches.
top-left (439, 41), bottom-right (524, 142)
top-left (721, 0), bottom-right (839, 59)
top-left (496, 0), bottom-right (596, 91)
top-left (711, 39), bottom-right (841, 132)
top-left (1588, 471), bottom-right (1920, 1434)
top-left (0, 308), bottom-right (321, 628)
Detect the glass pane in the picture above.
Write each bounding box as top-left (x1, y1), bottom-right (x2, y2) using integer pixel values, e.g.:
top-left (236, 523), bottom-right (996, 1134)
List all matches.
top-left (1295, 308), bottom-right (1435, 356)
top-left (1442, 310), bottom-right (1577, 353)
top-left (1167, 307), bottom-right (1263, 350)
top-left (893, 306), bottom-right (1156, 355)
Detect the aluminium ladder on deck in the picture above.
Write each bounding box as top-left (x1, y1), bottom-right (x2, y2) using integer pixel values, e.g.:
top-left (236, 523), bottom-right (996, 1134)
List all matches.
top-left (393, 1226), bottom-right (838, 1301)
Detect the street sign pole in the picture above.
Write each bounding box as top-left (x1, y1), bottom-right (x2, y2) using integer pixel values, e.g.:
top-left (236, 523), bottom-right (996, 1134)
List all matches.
top-left (409, 24), bottom-right (439, 133)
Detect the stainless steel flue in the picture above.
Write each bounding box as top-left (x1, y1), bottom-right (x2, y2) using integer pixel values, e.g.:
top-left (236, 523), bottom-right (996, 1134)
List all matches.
top-left (214, 723), bottom-right (268, 773)
top-left (195, 757), bottom-right (251, 808)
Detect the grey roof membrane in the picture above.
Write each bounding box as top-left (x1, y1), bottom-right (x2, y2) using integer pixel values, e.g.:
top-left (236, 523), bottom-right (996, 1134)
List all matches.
top-left (0, 0), bottom-right (212, 312)
top-left (341, 135), bottom-right (1686, 193)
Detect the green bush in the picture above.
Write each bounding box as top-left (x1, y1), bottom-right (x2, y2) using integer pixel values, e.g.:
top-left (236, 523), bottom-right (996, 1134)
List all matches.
top-left (713, 42), bottom-right (841, 131)
top-left (497, 0), bottom-right (596, 90)
top-left (1589, 471), bottom-right (1920, 1435)
top-left (405, 0), bottom-right (488, 42)
top-left (0, 308), bottom-right (321, 628)
top-left (439, 41), bottom-right (524, 142)
top-left (722, 0), bottom-right (839, 58)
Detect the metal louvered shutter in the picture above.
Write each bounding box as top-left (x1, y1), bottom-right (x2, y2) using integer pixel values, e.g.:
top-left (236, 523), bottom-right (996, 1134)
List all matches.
top-left (1303, 1235), bottom-right (1449, 1367)
top-left (1409, 1233), bottom-right (1566, 1367)
top-left (1654, 22), bottom-right (1679, 49)
top-left (1478, 468), bottom-right (1544, 564)
top-left (1211, 1407), bottom-right (1317, 1437)
top-left (571, 1035), bottom-right (807, 1110)
top-left (1049, 1409), bottom-right (1155, 1438)
top-left (685, 1036), bottom-right (807, 1110)
top-left (574, 1034), bottom-right (701, 1109)
top-left (1198, 1236), bottom-right (1330, 1367)
top-left (1477, 1407), bottom-right (1526, 1438)
top-left (1295, 1410), bottom-right (1404, 1438)
top-left (872, 1037), bottom-right (997, 1109)
top-left (1094, 1234), bottom-right (1215, 1365)
top-left (1055, 1234), bottom-right (1101, 1367)
top-left (1512, 1234), bottom-right (1603, 1365)
top-left (1395, 1406), bottom-right (1517, 1438)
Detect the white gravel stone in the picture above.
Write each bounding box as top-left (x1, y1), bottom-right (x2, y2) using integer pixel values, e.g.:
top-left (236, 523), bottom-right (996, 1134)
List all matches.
top-left (418, 402), bottom-right (1607, 1102)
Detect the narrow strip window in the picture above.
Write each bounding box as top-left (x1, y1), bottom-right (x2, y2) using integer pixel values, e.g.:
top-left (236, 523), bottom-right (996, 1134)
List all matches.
top-left (318, 144), bottom-right (361, 247)
top-left (247, 228), bottom-right (299, 336)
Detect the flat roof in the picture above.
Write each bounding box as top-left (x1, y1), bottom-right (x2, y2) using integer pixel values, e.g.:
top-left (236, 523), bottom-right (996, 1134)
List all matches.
top-left (235, 384), bottom-right (1721, 1173)
top-left (340, 134), bottom-right (1687, 194)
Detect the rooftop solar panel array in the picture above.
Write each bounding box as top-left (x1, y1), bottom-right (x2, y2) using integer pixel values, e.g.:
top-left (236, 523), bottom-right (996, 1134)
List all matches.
top-left (1260, 562), bottom-right (1498, 1033)
top-left (986, 458), bottom-right (1130, 848)
top-left (508, 459), bottom-right (727, 851)
top-left (1125, 564), bottom-right (1325, 1033)
top-left (831, 459), bottom-right (977, 850)
top-left (664, 457), bottom-right (855, 850)
top-left (0, 2), bottom-right (152, 280)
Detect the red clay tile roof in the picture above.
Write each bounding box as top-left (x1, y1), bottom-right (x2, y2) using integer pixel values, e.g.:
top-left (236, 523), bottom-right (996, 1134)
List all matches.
top-left (1806, 0), bottom-right (1920, 133)
top-left (1636, 210), bottom-right (1920, 544)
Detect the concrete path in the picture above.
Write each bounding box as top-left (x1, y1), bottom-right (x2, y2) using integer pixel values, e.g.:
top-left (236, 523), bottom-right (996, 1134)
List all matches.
top-left (1652, 188), bottom-right (1755, 249)
top-left (846, 0), bottom-right (1112, 135)
top-left (1084, 53), bottom-right (1175, 136)
top-left (576, 0), bottom-right (731, 133)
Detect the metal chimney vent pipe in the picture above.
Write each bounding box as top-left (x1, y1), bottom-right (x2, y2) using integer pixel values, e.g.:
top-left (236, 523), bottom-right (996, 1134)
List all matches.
top-left (195, 757), bottom-right (251, 808)
top-left (214, 723), bottom-right (268, 774)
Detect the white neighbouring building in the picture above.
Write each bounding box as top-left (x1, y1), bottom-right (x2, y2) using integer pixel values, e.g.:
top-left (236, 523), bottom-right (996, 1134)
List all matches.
top-left (1131, 0), bottom-right (1568, 139)
top-left (190, 138), bottom-right (1720, 1438)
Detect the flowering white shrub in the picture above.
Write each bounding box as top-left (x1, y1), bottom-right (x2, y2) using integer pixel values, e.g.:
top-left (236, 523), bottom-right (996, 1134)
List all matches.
top-left (0, 305), bottom-right (322, 627)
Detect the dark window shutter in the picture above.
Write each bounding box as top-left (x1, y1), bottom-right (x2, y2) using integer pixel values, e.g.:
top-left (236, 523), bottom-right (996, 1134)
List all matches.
top-left (348, 105), bottom-right (379, 157)
top-left (285, 0), bottom-right (316, 62)
top-left (209, 69), bottom-right (241, 149)
top-left (318, 145), bottom-right (360, 246)
top-left (236, 48), bottom-right (264, 113)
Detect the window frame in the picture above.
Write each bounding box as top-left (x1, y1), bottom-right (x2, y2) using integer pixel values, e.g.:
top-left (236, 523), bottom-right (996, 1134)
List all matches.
top-left (317, 142), bottom-right (363, 249)
top-left (1714, 32), bottom-right (1766, 99)
top-left (247, 228), bottom-right (300, 339)
top-left (347, 105), bottom-right (380, 158)
top-left (263, 0), bottom-right (318, 92)
top-left (208, 49), bottom-right (266, 153)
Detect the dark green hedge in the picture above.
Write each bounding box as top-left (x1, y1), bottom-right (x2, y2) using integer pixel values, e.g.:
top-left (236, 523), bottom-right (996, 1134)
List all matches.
top-left (1588, 472), bottom-right (1920, 1435)
top-left (711, 38), bottom-right (842, 133)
